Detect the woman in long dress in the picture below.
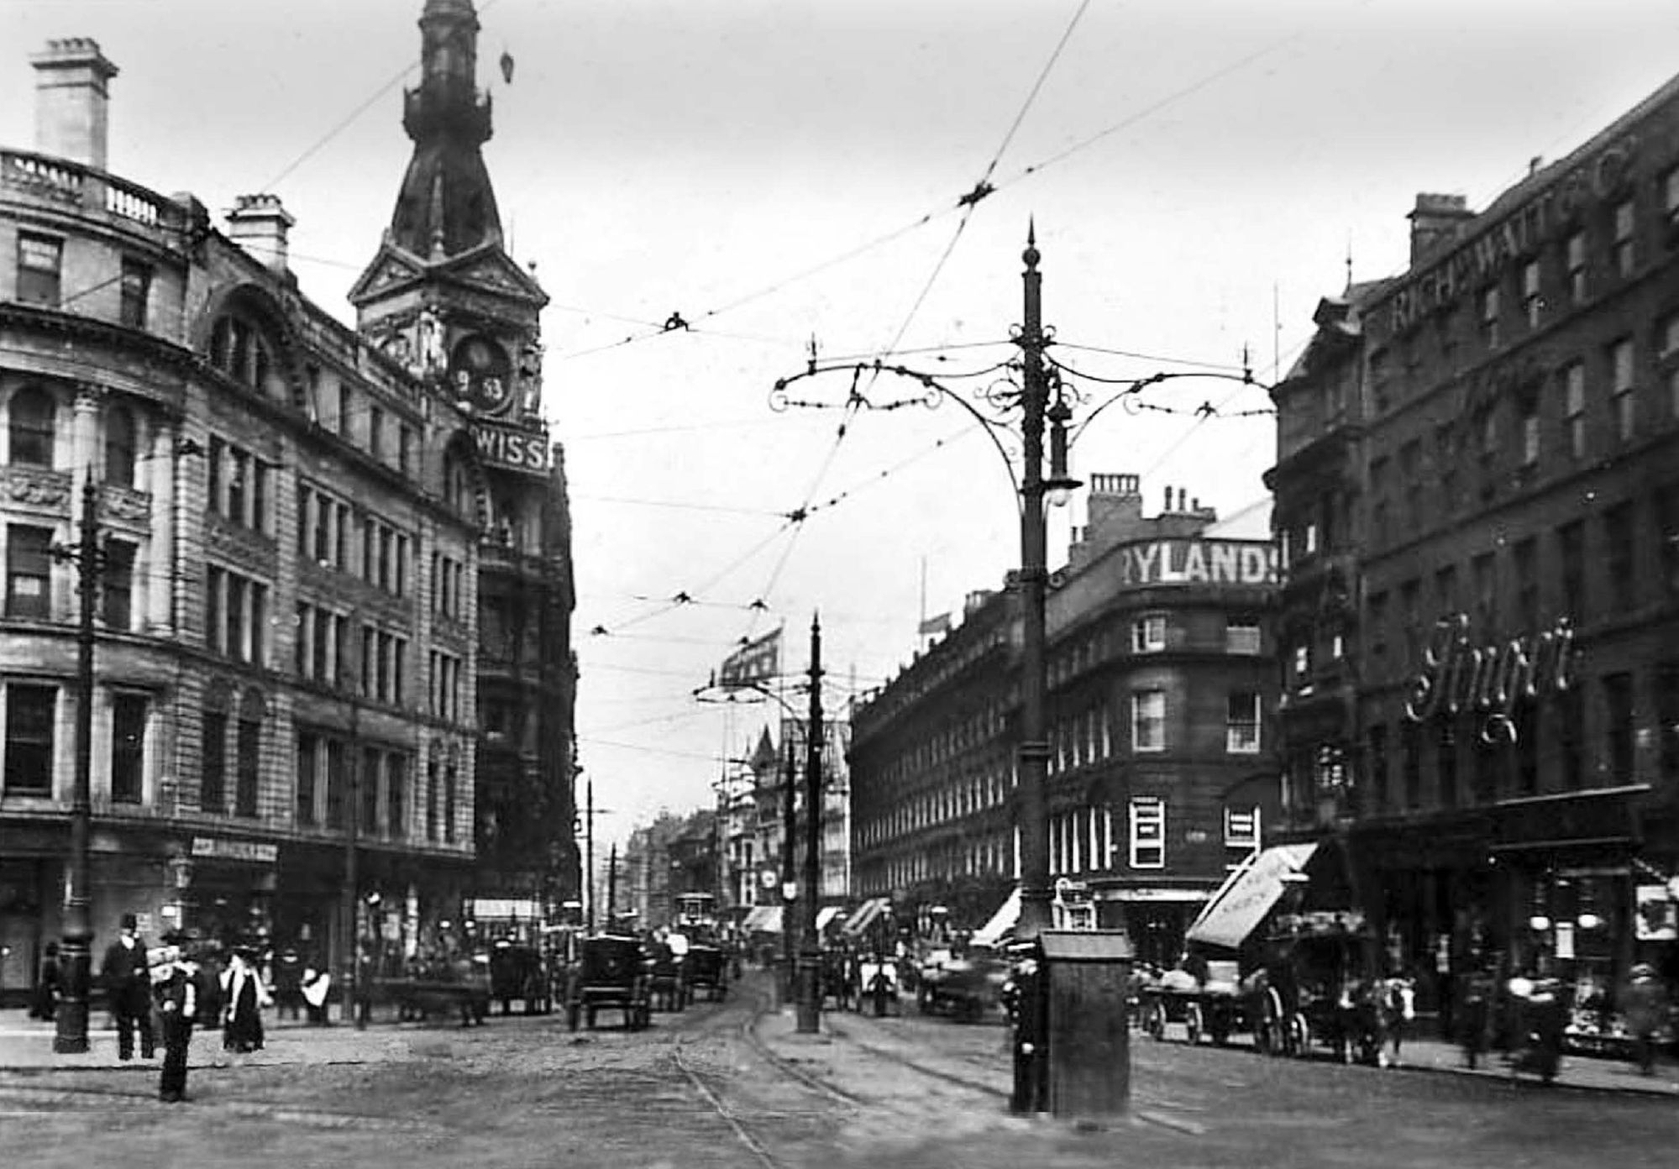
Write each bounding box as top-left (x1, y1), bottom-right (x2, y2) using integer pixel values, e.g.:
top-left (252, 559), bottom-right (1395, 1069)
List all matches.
top-left (221, 948), bottom-right (271, 1053)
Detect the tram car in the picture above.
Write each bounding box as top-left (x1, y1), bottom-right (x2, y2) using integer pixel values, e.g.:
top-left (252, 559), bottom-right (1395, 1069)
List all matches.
top-left (565, 933), bottom-right (652, 1031)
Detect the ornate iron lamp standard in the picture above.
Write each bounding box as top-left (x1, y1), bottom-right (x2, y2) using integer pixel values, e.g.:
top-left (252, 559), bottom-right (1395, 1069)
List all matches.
top-left (768, 229), bottom-right (1271, 1111)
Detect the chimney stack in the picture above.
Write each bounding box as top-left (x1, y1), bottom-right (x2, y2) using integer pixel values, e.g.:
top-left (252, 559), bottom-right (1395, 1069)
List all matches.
top-left (32, 39), bottom-right (119, 170)
top-left (226, 194), bottom-right (296, 274)
top-left (1407, 193), bottom-right (1473, 264)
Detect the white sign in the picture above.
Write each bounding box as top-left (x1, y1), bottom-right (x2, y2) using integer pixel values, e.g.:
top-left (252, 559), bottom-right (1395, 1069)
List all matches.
top-left (191, 836), bottom-right (278, 863)
top-left (1186, 843), bottom-right (1317, 950)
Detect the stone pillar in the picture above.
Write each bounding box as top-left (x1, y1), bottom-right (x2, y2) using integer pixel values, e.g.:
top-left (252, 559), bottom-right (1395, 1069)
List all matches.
top-left (146, 423), bottom-right (175, 632)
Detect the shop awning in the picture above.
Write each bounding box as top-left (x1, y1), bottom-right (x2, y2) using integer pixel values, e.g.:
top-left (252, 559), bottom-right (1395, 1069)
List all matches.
top-left (741, 904), bottom-right (783, 934)
top-left (816, 906), bottom-right (845, 932)
top-left (841, 897), bottom-right (889, 936)
top-left (972, 886), bottom-right (1021, 947)
top-left (1185, 843), bottom-right (1317, 950)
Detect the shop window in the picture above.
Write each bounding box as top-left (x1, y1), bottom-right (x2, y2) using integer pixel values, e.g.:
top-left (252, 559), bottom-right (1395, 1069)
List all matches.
top-left (110, 693), bottom-right (146, 804)
top-left (16, 233), bottom-right (62, 306)
top-left (1128, 797), bottom-right (1165, 869)
top-left (3, 683), bottom-right (56, 794)
top-left (8, 385), bottom-right (57, 467)
top-left (6, 525), bottom-right (53, 620)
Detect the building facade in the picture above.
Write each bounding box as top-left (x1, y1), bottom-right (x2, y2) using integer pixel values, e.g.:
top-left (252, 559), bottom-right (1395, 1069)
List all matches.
top-left (348, 0), bottom-right (578, 915)
top-left (1, 36), bottom-right (484, 993)
top-left (849, 473), bottom-right (1282, 966)
top-left (1269, 73), bottom-right (1679, 1022)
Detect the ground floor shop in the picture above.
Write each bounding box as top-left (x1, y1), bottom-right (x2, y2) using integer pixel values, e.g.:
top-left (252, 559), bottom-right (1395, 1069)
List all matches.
top-left (1346, 786), bottom-right (1679, 1048)
top-left (0, 818), bottom-right (475, 1005)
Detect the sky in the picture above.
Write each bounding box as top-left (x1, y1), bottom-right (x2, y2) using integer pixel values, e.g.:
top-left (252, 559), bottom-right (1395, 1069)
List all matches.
top-left (4, 0), bottom-right (1678, 851)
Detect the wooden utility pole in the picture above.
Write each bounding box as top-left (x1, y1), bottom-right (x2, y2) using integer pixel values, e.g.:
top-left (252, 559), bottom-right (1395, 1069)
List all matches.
top-left (795, 614), bottom-right (824, 1034)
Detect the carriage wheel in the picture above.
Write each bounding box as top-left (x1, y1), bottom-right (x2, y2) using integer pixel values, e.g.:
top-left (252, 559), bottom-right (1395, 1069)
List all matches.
top-left (1144, 1000), bottom-right (1166, 1040)
top-left (1288, 1013), bottom-right (1309, 1058)
top-left (1185, 1002), bottom-right (1204, 1045)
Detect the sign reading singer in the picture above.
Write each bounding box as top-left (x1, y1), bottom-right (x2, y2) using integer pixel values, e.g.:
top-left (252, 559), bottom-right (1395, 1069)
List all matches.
top-left (1404, 612), bottom-right (1575, 744)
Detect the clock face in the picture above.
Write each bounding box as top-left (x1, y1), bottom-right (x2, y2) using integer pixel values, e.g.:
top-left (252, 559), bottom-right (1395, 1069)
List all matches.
top-left (449, 335), bottom-right (513, 415)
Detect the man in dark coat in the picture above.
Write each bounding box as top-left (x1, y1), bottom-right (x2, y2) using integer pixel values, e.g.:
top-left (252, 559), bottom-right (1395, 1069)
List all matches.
top-left (100, 913), bottom-right (154, 1060)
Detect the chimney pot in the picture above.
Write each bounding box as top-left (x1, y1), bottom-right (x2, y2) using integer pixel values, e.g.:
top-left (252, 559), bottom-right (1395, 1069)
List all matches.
top-left (31, 38), bottom-right (119, 170)
top-left (226, 193), bottom-right (296, 274)
top-left (1407, 192), bottom-right (1473, 265)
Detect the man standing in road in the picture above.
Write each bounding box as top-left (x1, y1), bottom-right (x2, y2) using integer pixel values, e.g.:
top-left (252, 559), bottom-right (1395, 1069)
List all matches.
top-left (100, 913), bottom-right (154, 1061)
top-left (153, 936), bottom-right (199, 1103)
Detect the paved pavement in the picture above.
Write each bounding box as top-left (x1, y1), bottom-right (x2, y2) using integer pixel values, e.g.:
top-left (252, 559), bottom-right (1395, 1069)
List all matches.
top-left (3, 1004), bottom-right (1677, 1099)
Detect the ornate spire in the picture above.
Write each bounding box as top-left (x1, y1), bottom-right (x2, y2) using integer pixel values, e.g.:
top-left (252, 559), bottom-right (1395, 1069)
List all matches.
top-left (386, 0), bottom-right (502, 258)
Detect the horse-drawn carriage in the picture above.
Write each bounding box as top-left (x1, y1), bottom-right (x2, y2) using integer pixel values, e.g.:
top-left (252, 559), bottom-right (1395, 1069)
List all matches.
top-left (1252, 910), bottom-right (1391, 1064)
top-left (372, 952), bottom-right (493, 1026)
top-left (1136, 958), bottom-right (1257, 1046)
top-left (487, 940), bottom-right (556, 1016)
top-left (565, 933), bottom-right (652, 1031)
top-left (683, 942), bottom-right (730, 1003)
top-left (916, 946), bottom-right (1011, 1023)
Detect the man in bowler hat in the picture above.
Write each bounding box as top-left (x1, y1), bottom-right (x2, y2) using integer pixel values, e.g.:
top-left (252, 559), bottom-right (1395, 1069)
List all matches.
top-left (100, 913), bottom-right (154, 1060)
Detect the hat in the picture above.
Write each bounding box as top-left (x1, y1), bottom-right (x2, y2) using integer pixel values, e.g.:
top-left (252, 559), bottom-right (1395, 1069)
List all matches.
top-left (1631, 963), bottom-right (1655, 978)
top-left (120, 913), bottom-right (138, 931)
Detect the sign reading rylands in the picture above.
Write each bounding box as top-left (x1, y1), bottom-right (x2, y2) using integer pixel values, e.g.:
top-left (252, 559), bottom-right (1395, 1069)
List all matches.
top-left (1404, 612), bottom-right (1575, 744)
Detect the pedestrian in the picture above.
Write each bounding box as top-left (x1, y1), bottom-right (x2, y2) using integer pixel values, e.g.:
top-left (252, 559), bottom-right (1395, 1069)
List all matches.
top-left (153, 937), bottom-right (198, 1103)
top-left (100, 913), bottom-right (155, 1061)
top-left (272, 945), bottom-right (304, 1021)
top-left (220, 945), bottom-right (270, 1053)
top-left (1458, 965), bottom-right (1495, 1069)
top-left (1620, 963), bottom-right (1668, 1076)
top-left (301, 956), bottom-right (333, 1026)
top-left (28, 941), bottom-right (60, 1021)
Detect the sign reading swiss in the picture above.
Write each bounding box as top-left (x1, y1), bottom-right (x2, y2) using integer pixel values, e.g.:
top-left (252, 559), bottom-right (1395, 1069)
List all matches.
top-left (471, 421), bottom-right (551, 476)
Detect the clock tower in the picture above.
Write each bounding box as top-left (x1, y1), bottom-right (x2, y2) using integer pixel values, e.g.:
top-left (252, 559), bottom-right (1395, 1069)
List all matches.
top-left (351, 0), bottom-right (579, 918)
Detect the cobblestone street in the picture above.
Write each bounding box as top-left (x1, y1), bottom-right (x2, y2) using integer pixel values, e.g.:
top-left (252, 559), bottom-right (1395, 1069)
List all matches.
top-left (5, 974), bottom-right (1679, 1169)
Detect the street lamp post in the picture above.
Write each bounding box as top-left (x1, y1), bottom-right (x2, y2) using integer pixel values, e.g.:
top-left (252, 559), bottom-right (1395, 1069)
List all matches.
top-left (52, 479), bottom-right (99, 1054)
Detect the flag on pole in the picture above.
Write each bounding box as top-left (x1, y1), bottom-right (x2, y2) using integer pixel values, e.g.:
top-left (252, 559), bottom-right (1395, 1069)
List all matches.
top-left (718, 627), bottom-right (781, 690)
top-left (918, 612), bottom-right (951, 637)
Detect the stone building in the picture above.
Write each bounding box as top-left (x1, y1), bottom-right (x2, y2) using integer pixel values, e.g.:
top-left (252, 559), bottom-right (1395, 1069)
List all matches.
top-left (1268, 71), bottom-right (1679, 1021)
top-left (0, 35), bottom-right (484, 991)
top-left (349, 0), bottom-right (578, 919)
top-left (849, 473), bottom-right (1281, 966)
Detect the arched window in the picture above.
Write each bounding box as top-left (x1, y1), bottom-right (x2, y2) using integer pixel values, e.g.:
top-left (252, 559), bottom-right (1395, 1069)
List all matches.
top-left (104, 403), bottom-right (137, 487)
top-left (7, 386), bottom-right (57, 467)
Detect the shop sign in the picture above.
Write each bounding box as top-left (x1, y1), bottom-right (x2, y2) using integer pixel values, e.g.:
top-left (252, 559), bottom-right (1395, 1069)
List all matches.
top-left (1115, 539), bottom-right (1279, 588)
top-left (1380, 133), bottom-right (1638, 338)
top-left (470, 421), bottom-right (550, 476)
top-left (190, 836), bottom-right (278, 864)
top-left (1404, 612), bottom-right (1576, 743)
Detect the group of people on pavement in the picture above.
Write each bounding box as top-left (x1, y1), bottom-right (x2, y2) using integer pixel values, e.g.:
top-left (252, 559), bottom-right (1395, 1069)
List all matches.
top-left (27, 914), bottom-right (312, 1102)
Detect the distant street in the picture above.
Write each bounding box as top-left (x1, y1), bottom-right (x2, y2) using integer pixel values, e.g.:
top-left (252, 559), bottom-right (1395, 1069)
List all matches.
top-left (5, 973), bottom-right (1679, 1169)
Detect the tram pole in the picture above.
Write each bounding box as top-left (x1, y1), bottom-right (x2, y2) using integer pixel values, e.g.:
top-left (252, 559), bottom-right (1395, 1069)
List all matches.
top-left (795, 613), bottom-right (824, 1034)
